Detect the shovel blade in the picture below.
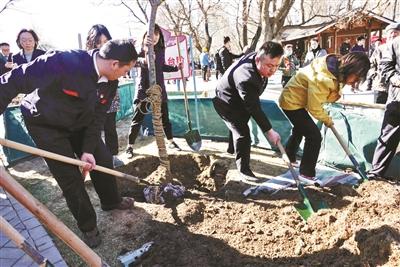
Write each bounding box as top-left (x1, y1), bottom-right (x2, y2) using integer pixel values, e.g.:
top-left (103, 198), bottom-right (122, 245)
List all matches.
top-left (294, 202), bottom-right (314, 221)
top-left (295, 197), bottom-right (328, 221)
top-left (184, 130), bottom-right (202, 151)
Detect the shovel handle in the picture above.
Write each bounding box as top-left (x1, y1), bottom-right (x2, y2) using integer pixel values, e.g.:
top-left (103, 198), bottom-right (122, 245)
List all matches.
top-left (0, 138), bottom-right (142, 184)
top-left (0, 216), bottom-right (54, 266)
top-left (175, 32), bottom-right (193, 130)
top-left (330, 126), bottom-right (353, 156)
top-left (277, 142), bottom-right (301, 186)
top-left (330, 126), bottom-right (368, 181)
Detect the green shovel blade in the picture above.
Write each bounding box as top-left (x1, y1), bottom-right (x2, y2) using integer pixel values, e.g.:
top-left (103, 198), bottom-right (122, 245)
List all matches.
top-left (184, 129), bottom-right (202, 151)
top-left (295, 197), bottom-right (329, 221)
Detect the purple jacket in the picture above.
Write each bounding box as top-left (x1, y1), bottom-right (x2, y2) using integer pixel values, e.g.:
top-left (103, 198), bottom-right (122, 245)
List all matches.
top-left (136, 47), bottom-right (178, 102)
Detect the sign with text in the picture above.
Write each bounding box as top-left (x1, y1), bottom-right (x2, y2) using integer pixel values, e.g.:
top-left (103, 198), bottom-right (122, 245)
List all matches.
top-left (163, 33), bottom-right (190, 80)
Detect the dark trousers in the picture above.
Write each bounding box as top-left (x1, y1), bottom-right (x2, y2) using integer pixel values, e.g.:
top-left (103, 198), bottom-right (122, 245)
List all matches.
top-left (128, 100), bottom-right (173, 145)
top-left (281, 76), bottom-right (292, 88)
top-left (201, 65), bottom-right (209, 81)
top-left (370, 101), bottom-right (400, 176)
top-left (25, 123), bottom-right (121, 232)
top-left (283, 109), bottom-right (322, 177)
top-left (104, 112), bottom-right (118, 155)
top-left (213, 98), bottom-right (253, 176)
top-left (376, 91), bottom-right (388, 104)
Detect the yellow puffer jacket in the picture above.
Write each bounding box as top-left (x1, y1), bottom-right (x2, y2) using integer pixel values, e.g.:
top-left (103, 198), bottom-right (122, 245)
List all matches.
top-left (279, 55), bottom-right (342, 126)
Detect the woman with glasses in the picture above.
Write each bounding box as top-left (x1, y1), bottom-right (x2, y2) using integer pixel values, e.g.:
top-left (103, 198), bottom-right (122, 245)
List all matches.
top-left (6, 29), bottom-right (45, 67)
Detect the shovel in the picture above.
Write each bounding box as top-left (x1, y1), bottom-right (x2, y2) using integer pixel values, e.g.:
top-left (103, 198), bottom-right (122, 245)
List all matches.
top-left (175, 33), bottom-right (202, 151)
top-left (330, 125), bottom-right (369, 182)
top-left (0, 138), bottom-right (149, 186)
top-left (277, 142), bottom-right (327, 221)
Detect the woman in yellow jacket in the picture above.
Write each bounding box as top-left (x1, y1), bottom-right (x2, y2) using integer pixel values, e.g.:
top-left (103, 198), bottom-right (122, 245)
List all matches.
top-left (279, 52), bottom-right (370, 184)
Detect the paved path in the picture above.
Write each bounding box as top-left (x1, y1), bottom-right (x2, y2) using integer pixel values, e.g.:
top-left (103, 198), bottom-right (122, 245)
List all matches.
top-left (0, 187), bottom-right (67, 267)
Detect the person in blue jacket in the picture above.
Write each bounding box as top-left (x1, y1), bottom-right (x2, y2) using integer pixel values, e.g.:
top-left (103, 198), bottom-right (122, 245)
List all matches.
top-left (0, 39), bottom-right (137, 248)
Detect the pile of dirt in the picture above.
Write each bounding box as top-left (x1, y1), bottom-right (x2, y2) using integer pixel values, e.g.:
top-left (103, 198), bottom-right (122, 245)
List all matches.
top-left (8, 134), bottom-right (400, 267)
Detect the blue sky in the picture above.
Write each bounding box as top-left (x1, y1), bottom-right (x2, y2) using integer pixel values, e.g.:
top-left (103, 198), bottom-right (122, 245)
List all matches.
top-left (0, 0), bottom-right (147, 52)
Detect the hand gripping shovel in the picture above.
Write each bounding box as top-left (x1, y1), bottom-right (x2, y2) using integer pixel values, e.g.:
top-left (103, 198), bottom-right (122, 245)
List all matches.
top-left (0, 138), bottom-right (149, 186)
top-left (277, 142), bottom-right (327, 221)
top-left (330, 125), bottom-right (369, 182)
top-left (175, 33), bottom-right (201, 151)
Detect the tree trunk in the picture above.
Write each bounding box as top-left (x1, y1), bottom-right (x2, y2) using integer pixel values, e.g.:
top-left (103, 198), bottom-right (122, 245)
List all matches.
top-left (242, 0), bottom-right (248, 47)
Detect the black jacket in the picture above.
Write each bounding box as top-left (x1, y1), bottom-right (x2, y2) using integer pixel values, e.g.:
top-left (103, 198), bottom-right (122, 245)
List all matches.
top-left (0, 49), bottom-right (118, 153)
top-left (9, 49), bottom-right (46, 65)
top-left (214, 52), bottom-right (272, 132)
top-left (219, 47), bottom-right (243, 72)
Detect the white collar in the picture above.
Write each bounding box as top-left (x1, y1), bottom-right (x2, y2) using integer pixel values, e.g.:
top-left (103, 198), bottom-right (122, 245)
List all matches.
top-left (93, 51), bottom-right (108, 83)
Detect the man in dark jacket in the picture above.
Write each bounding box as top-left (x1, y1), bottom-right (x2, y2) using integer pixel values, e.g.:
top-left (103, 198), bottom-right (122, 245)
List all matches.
top-left (0, 39), bottom-right (138, 248)
top-left (218, 36), bottom-right (243, 76)
top-left (368, 27), bottom-right (400, 180)
top-left (213, 41), bottom-right (283, 180)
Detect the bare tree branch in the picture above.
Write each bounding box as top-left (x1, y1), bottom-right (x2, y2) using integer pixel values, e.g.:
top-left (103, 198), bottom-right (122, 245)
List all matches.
top-left (0, 0), bottom-right (16, 15)
top-left (120, 0), bottom-right (147, 24)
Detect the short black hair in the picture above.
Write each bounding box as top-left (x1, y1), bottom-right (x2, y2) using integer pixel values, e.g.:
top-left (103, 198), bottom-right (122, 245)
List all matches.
top-left (356, 35), bottom-right (366, 41)
top-left (86, 24), bottom-right (112, 50)
top-left (223, 36), bottom-right (231, 44)
top-left (16, 29), bottom-right (40, 49)
top-left (257, 41), bottom-right (284, 59)
top-left (0, 42), bottom-right (10, 46)
top-left (339, 52), bottom-right (370, 82)
top-left (99, 39), bottom-right (138, 65)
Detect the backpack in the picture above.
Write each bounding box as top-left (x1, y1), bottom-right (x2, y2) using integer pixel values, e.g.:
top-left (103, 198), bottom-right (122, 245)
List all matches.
top-left (215, 48), bottom-right (223, 71)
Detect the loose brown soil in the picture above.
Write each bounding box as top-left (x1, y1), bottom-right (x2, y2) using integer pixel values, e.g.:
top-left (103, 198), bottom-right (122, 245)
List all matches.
top-left (7, 118), bottom-right (400, 267)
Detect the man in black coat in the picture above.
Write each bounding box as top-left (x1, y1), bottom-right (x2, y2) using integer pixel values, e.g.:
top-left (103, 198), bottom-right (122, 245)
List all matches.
top-left (218, 36), bottom-right (244, 76)
top-left (213, 41), bottom-right (283, 180)
top-left (0, 39), bottom-right (138, 248)
top-left (368, 25), bottom-right (400, 180)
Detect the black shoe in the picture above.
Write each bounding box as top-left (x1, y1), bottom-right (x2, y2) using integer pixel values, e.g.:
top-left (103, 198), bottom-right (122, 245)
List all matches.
top-left (82, 227), bottom-right (101, 248)
top-left (168, 141), bottom-right (182, 151)
top-left (126, 146), bottom-right (135, 159)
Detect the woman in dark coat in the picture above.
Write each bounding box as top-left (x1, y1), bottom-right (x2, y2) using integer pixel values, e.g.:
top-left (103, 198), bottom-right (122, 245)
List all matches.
top-left (7, 29), bottom-right (45, 66)
top-left (126, 24), bottom-right (181, 158)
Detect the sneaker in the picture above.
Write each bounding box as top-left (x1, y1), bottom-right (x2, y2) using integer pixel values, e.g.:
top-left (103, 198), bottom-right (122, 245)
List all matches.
top-left (168, 141), bottom-right (182, 151)
top-left (82, 227), bottom-right (101, 248)
top-left (298, 174), bottom-right (318, 186)
top-left (101, 197), bottom-right (135, 211)
top-left (113, 156), bottom-right (124, 168)
top-left (125, 146), bottom-right (135, 159)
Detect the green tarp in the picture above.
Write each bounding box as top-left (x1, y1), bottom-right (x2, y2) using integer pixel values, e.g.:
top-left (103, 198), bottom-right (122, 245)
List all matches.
top-left (2, 81), bottom-right (399, 177)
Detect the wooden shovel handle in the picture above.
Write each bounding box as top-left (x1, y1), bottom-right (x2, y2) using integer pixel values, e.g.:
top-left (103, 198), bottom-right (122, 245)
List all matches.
top-left (0, 168), bottom-right (109, 266)
top-left (330, 126), bottom-right (353, 156)
top-left (0, 138), bottom-right (142, 184)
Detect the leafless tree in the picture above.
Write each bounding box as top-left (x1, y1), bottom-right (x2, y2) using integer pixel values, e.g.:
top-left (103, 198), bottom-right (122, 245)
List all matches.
top-left (160, 0), bottom-right (222, 53)
top-left (0, 0), bottom-right (19, 15)
top-left (94, 0), bottom-right (149, 25)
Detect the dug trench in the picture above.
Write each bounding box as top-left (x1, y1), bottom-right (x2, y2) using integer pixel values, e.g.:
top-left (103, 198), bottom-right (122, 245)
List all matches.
top-left (109, 152), bottom-right (400, 267)
top-left (7, 139), bottom-right (400, 267)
